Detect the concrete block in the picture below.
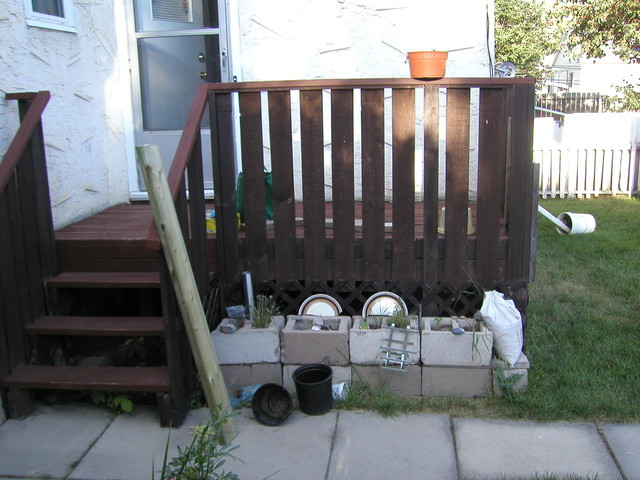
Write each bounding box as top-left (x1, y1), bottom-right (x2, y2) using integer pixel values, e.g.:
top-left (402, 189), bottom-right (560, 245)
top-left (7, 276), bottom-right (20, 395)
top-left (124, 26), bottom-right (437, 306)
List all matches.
top-left (492, 351), bottom-right (529, 395)
top-left (421, 316), bottom-right (493, 367)
top-left (280, 315), bottom-right (350, 365)
top-left (221, 364), bottom-right (283, 397)
top-left (282, 364), bottom-right (351, 395)
top-left (350, 315), bottom-right (420, 365)
top-left (422, 366), bottom-right (492, 397)
top-left (211, 316), bottom-right (284, 364)
top-left (351, 365), bottom-right (422, 396)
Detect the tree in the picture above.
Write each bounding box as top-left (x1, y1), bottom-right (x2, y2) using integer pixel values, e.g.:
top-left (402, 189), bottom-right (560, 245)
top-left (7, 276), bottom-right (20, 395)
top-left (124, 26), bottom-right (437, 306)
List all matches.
top-left (552, 0), bottom-right (640, 62)
top-left (494, 0), bottom-right (561, 81)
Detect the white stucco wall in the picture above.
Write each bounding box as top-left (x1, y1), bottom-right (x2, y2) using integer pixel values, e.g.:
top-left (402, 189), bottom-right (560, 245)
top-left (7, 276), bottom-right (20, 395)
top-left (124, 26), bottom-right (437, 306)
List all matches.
top-left (0, 1), bottom-right (132, 230)
top-left (234, 0), bottom-right (494, 81)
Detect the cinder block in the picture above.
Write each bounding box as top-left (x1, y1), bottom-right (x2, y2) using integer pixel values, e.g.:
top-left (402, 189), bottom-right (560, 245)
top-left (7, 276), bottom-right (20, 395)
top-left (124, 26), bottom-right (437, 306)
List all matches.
top-left (350, 315), bottom-right (420, 365)
top-left (282, 364), bottom-right (351, 395)
top-left (422, 366), bottom-right (492, 397)
top-left (492, 352), bottom-right (530, 395)
top-left (280, 316), bottom-right (350, 365)
top-left (220, 364), bottom-right (283, 397)
top-left (421, 317), bottom-right (493, 367)
top-left (351, 365), bottom-right (422, 396)
top-left (211, 316), bottom-right (284, 364)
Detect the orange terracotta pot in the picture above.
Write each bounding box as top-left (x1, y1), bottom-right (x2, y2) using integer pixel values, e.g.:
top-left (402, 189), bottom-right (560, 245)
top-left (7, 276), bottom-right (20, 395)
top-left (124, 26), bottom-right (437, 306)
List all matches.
top-left (407, 51), bottom-right (448, 79)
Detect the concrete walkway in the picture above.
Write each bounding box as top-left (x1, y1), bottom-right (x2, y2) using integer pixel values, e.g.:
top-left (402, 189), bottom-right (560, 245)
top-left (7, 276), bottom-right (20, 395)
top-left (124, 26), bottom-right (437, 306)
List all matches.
top-left (0, 403), bottom-right (639, 480)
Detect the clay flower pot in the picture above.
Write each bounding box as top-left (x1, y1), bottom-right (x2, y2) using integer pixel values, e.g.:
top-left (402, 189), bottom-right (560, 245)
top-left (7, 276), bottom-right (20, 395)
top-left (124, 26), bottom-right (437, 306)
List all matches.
top-left (407, 51), bottom-right (448, 79)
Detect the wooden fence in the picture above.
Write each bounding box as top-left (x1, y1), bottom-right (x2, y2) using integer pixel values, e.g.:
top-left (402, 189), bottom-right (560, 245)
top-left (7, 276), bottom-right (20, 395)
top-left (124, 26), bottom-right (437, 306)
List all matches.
top-left (157, 78), bottom-right (537, 318)
top-left (536, 145), bottom-right (640, 198)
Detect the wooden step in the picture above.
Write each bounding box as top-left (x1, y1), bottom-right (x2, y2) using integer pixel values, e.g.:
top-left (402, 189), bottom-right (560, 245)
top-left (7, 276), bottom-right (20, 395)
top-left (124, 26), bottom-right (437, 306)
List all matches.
top-left (24, 316), bottom-right (165, 336)
top-left (47, 271), bottom-right (161, 289)
top-left (1, 365), bottom-right (170, 392)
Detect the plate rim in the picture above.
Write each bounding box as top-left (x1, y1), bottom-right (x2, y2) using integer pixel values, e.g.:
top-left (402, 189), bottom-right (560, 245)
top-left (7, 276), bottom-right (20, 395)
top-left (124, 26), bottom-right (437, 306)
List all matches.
top-left (298, 294), bottom-right (341, 316)
top-left (362, 291), bottom-right (408, 317)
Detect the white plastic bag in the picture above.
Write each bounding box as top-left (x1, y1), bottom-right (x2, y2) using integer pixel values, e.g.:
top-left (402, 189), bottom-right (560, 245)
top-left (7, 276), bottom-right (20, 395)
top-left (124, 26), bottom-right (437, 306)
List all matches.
top-left (478, 290), bottom-right (523, 367)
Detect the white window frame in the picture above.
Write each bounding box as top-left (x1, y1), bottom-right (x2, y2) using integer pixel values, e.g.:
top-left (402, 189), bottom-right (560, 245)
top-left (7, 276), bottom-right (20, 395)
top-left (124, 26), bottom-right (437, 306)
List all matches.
top-left (24, 0), bottom-right (77, 33)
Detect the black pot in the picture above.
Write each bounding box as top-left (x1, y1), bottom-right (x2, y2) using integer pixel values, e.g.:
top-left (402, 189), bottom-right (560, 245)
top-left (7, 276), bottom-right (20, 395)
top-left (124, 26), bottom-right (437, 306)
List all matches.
top-left (292, 363), bottom-right (333, 415)
top-left (252, 383), bottom-right (293, 426)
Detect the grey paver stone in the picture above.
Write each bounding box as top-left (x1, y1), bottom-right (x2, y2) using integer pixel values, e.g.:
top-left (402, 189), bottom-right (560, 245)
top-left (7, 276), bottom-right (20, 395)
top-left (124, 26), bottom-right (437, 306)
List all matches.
top-left (602, 423), bottom-right (640, 480)
top-left (455, 418), bottom-right (622, 480)
top-left (0, 403), bottom-right (113, 479)
top-left (327, 411), bottom-right (457, 480)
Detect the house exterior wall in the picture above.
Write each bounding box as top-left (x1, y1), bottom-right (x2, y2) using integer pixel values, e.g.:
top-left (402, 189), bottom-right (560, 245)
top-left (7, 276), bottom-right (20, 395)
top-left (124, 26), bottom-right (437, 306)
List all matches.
top-left (1, 1), bottom-right (132, 230)
top-left (234, 0), bottom-right (494, 81)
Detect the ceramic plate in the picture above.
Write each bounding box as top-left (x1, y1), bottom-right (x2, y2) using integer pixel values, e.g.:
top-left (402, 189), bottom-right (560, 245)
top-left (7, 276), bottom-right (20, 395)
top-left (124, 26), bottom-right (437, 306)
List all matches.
top-left (298, 294), bottom-right (341, 316)
top-left (362, 292), bottom-right (408, 317)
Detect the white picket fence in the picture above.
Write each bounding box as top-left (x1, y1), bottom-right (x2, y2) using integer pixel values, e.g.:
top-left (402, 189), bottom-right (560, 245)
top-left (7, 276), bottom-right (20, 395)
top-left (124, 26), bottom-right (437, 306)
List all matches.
top-left (535, 145), bottom-right (640, 198)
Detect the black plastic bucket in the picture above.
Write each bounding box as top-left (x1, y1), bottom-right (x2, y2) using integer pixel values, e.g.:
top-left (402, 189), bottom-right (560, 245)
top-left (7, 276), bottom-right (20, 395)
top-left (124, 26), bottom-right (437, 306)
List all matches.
top-left (252, 383), bottom-right (293, 426)
top-left (292, 363), bottom-right (333, 415)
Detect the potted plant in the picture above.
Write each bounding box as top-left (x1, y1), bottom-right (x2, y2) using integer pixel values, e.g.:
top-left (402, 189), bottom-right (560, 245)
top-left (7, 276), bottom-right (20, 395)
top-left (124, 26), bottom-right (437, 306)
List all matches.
top-left (421, 316), bottom-right (493, 367)
top-left (211, 295), bottom-right (285, 365)
top-left (349, 312), bottom-right (420, 367)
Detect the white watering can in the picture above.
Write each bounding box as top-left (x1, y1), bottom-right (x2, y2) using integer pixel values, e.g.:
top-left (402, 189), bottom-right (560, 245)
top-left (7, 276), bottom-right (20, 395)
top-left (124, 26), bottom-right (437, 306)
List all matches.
top-left (538, 205), bottom-right (597, 235)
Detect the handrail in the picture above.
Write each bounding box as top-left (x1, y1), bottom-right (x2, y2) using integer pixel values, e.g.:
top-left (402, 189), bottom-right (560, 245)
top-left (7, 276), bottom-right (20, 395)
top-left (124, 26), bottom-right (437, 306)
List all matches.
top-left (0, 91), bottom-right (51, 192)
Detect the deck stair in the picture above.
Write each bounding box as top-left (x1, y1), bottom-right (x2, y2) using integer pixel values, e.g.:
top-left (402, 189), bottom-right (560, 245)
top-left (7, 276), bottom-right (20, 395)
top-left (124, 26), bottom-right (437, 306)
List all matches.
top-left (2, 231), bottom-right (192, 427)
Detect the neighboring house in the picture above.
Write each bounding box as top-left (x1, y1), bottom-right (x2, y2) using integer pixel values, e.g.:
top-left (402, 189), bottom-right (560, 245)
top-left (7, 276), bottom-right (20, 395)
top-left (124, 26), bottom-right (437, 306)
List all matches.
top-left (544, 50), bottom-right (639, 96)
top-left (1, 0), bottom-right (495, 230)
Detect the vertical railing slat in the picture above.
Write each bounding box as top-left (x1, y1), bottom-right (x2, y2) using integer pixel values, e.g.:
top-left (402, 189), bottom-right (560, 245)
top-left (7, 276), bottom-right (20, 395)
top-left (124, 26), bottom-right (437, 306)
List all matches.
top-left (268, 91), bottom-right (297, 283)
top-left (391, 88), bottom-right (416, 283)
top-left (361, 88), bottom-right (386, 286)
top-left (444, 88), bottom-right (471, 288)
top-left (186, 131), bottom-right (209, 297)
top-left (331, 89), bottom-right (355, 283)
top-left (422, 85), bottom-right (440, 288)
top-left (211, 91), bottom-right (240, 289)
top-left (476, 87), bottom-right (506, 284)
top-left (0, 190), bottom-right (29, 376)
top-left (239, 91), bottom-right (269, 282)
top-left (300, 90), bottom-right (326, 282)
top-left (507, 84), bottom-right (535, 293)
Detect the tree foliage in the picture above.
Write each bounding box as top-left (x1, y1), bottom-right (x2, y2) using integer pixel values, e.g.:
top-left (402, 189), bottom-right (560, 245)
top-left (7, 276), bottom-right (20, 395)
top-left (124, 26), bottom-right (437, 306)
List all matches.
top-left (552, 0), bottom-right (640, 62)
top-left (494, 0), bottom-right (561, 80)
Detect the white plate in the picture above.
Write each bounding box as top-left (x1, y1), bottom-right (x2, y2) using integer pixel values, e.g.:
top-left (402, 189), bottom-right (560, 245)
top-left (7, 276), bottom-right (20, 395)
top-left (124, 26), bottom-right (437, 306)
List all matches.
top-left (362, 292), bottom-right (407, 317)
top-left (298, 294), bottom-right (342, 316)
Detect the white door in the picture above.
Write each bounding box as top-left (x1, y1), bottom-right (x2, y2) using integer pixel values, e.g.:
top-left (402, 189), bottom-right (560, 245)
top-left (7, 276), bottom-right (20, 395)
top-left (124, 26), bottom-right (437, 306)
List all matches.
top-left (130, 0), bottom-right (230, 192)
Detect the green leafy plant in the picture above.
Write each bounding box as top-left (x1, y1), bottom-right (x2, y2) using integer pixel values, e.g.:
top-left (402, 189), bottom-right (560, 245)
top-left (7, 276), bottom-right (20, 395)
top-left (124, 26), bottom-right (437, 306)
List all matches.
top-left (496, 366), bottom-right (525, 400)
top-left (387, 309), bottom-right (411, 329)
top-left (251, 294), bottom-right (279, 329)
top-left (91, 392), bottom-right (133, 414)
top-left (155, 410), bottom-right (241, 480)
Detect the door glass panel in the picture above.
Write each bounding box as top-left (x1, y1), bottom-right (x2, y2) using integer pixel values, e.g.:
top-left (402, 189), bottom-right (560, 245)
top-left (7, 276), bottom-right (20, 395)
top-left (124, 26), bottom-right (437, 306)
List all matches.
top-left (138, 35), bottom-right (220, 130)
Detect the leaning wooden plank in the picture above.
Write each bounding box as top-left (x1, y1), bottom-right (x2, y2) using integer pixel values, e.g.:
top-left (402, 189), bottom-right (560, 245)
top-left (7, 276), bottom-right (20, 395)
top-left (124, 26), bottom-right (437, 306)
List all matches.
top-left (136, 144), bottom-right (237, 443)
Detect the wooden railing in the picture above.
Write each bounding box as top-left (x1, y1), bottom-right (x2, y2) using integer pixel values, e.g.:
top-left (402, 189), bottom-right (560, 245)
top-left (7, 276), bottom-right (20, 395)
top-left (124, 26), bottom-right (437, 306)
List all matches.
top-left (0, 92), bottom-right (55, 379)
top-left (148, 78), bottom-right (537, 318)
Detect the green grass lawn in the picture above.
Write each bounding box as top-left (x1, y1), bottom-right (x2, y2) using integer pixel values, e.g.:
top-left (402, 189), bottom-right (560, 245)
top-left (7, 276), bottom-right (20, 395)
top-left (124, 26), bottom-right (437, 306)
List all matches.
top-left (338, 197), bottom-right (640, 423)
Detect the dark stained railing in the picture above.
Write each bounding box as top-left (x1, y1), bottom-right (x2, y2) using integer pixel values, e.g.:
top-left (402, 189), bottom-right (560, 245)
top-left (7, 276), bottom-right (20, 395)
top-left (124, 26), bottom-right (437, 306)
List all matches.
top-left (0, 92), bottom-right (56, 380)
top-left (147, 78), bottom-right (537, 321)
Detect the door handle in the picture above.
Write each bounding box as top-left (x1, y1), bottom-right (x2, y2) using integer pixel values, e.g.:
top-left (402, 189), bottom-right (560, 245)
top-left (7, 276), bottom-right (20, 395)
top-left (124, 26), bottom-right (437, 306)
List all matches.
top-left (200, 71), bottom-right (207, 80)
top-left (221, 48), bottom-right (227, 71)
top-left (198, 52), bottom-right (205, 63)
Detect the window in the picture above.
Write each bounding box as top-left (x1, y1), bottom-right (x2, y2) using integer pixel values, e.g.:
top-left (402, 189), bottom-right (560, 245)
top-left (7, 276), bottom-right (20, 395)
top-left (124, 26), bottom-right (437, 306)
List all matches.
top-left (24, 0), bottom-right (76, 33)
